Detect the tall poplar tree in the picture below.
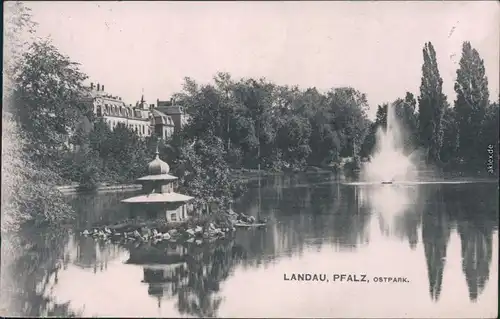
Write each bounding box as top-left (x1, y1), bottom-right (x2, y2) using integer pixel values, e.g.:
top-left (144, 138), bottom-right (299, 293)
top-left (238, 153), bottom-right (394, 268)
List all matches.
top-left (454, 41), bottom-right (490, 165)
top-left (418, 42), bottom-right (447, 163)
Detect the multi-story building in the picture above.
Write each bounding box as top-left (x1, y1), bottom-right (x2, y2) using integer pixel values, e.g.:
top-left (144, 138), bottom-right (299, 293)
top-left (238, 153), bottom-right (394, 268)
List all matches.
top-left (82, 83), bottom-right (189, 139)
top-left (156, 99), bottom-right (190, 134)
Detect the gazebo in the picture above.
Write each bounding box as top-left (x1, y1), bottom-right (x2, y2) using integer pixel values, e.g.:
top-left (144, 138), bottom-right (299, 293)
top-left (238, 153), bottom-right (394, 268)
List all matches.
top-left (122, 146), bottom-right (195, 222)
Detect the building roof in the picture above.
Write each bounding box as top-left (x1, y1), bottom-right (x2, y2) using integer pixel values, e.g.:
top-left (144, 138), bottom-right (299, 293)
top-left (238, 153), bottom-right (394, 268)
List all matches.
top-left (100, 103), bottom-right (150, 121)
top-left (84, 86), bottom-right (151, 121)
top-left (151, 109), bottom-right (175, 126)
top-left (121, 192), bottom-right (194, 203)
top-left (158, 105), bottom-right (183, 115)
top-left (88, 88), bottom-right (123, 101)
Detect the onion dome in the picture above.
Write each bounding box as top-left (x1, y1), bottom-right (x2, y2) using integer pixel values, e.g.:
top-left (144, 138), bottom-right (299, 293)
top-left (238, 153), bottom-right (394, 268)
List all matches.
top-left (148, 146), bottom-right (170, 175)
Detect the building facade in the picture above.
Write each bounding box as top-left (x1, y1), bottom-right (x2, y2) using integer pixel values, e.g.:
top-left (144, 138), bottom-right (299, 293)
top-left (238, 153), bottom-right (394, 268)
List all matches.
top-left (83, 82), bottom-right (188, 139)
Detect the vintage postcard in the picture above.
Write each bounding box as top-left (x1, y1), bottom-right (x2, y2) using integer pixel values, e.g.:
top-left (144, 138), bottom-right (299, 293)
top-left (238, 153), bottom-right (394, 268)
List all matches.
top-left (2, 1), bottom-right (499, 318)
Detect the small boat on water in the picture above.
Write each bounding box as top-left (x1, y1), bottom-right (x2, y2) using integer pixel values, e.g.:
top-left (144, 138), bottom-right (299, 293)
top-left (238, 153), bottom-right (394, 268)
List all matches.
top-left (381, 181), bottom-right (393, 184)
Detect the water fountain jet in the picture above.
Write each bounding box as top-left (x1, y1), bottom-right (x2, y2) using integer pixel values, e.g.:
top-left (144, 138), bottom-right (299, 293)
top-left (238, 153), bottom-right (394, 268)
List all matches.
top-left (361, 102), bottom-right (417, 183)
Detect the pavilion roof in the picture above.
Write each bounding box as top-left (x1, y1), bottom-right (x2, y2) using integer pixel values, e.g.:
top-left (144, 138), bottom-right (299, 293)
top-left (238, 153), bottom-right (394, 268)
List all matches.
top-left (136, 174), bottom-right (178, 182)
top-left (121, 192), bottom-right (194, 203)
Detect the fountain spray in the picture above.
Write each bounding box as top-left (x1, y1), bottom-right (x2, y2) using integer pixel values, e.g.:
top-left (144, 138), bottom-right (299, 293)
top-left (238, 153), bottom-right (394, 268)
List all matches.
top-left (361, 102), bottom-right (417, 183)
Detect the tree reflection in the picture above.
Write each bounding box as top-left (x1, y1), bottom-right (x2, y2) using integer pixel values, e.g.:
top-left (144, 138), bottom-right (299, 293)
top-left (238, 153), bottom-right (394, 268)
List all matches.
top-left (421, 185), bottom-right (451, 302)
top-left (329, 186), bottom-right (371, 249)
top-left (234, 174), bottom-right (372, 254)
top-left (1, 226), bottom-right (82, 317)
top-left (450, 184), bottom-right (497, 302)
top-left (67, 190), bottom-right (140, 229)
top-left (420, 183), bottom-right (498, 303)
top-left (458, 223), bottom-right (492, 302)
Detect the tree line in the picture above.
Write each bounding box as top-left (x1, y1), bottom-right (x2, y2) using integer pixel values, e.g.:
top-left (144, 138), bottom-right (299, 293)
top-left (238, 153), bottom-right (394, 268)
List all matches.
top-left (173, 40), bottom-right (497, 173)
top-left (3, 2), bottom-right (498, 231)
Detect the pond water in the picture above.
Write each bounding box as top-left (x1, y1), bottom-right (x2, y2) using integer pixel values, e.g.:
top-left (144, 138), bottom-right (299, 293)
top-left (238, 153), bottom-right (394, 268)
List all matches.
top-left (1, 173), bottom-right (498, 318)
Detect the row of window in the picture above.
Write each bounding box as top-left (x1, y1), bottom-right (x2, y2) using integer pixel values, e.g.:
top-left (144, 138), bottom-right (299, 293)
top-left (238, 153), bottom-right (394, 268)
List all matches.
top-left (107, 119), bottom-right (151, 136)
top-left (96, 104), bottom-right (149, 119)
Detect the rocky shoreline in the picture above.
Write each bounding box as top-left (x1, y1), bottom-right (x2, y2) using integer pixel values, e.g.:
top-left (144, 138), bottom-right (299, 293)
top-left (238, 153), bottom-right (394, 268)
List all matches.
top-left (81, 210), bottom-right (267, 245)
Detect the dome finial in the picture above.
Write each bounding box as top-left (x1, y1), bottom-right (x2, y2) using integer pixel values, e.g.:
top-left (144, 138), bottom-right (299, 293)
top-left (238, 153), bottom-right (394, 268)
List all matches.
top-left (155, 140), bottom-right (160, 159)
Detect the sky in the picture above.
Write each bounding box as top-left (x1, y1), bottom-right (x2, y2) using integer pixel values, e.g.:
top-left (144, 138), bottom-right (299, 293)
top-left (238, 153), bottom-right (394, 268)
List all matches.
top-left (25, 1), bottom-right (500, 119)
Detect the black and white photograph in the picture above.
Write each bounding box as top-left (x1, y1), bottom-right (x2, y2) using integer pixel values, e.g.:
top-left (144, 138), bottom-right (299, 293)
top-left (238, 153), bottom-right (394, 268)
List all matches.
top-left (2, 1), bottom-right (499, 318)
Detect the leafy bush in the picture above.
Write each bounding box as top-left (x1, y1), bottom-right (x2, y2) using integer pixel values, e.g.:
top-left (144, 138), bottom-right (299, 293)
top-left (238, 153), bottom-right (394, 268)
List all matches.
top-left (2, 117), bottom-right (75, 232)
top-left (173, 135), bottom-right (245, 211)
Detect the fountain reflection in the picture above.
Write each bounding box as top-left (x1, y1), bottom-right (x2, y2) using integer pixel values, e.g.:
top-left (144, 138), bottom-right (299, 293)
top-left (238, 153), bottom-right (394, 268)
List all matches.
top-left (357, 184), bottom-right (422, 248)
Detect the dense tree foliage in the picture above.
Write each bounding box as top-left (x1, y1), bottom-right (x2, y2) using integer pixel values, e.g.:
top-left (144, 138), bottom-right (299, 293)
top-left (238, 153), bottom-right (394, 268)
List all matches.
top-left (2, 3), bottom-right (77, 231)
top-left (11, 40), bottom-right (91, 169)
top-left (59, 119), bottom-right (157, 189)
top-left (454, 41), bottom-right (491, 166)
top-left (418, 42), bottom-right (447, 163)
top-left (440, 106), bottom-right (460, 164)
top-left (174, 73), bottom-right (371, 171)
top-left (2, 116), bottom-right (75, 232)
top-left (171, 135), bottom-right (246, 210)
top-left (394, 92), bottom-right (419, 154)
top-left (3, 1), bottom-right (37, 97)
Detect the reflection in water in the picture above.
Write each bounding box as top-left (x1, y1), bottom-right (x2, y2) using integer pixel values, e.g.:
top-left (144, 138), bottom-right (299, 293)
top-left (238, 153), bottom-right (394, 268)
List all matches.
top-left (358, 185), bottom-right (421, 247)
top-left (459, 223), bottom-right (492, 302)
top-left (67, 190), bottom-right (141, 229)
top-left (1, 227), bottom-right (83, 317)
top-left (359, 184), bottom-right (450, 301)
top-left (69, 235), bottom-right (122, 273)
top-left (451, 184), bottom-right (497, 303)
top-left (1, 173), bottom-right (498, 317)
top-left (357, 182), bottom-right (498, 304)
top-left (125, 240), bottom-right (246, 317)
top-left (421, 186), bottom-right (452, 302)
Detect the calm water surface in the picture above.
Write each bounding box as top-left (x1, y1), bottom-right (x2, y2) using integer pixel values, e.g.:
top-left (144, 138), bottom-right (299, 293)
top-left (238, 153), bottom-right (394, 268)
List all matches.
top-left (2, 173), bottom-right (498, 318)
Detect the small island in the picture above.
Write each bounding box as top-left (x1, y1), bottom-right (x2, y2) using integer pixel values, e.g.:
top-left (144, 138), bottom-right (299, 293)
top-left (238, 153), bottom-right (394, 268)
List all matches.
top-left (81, 146), bottom-right (267, 244)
